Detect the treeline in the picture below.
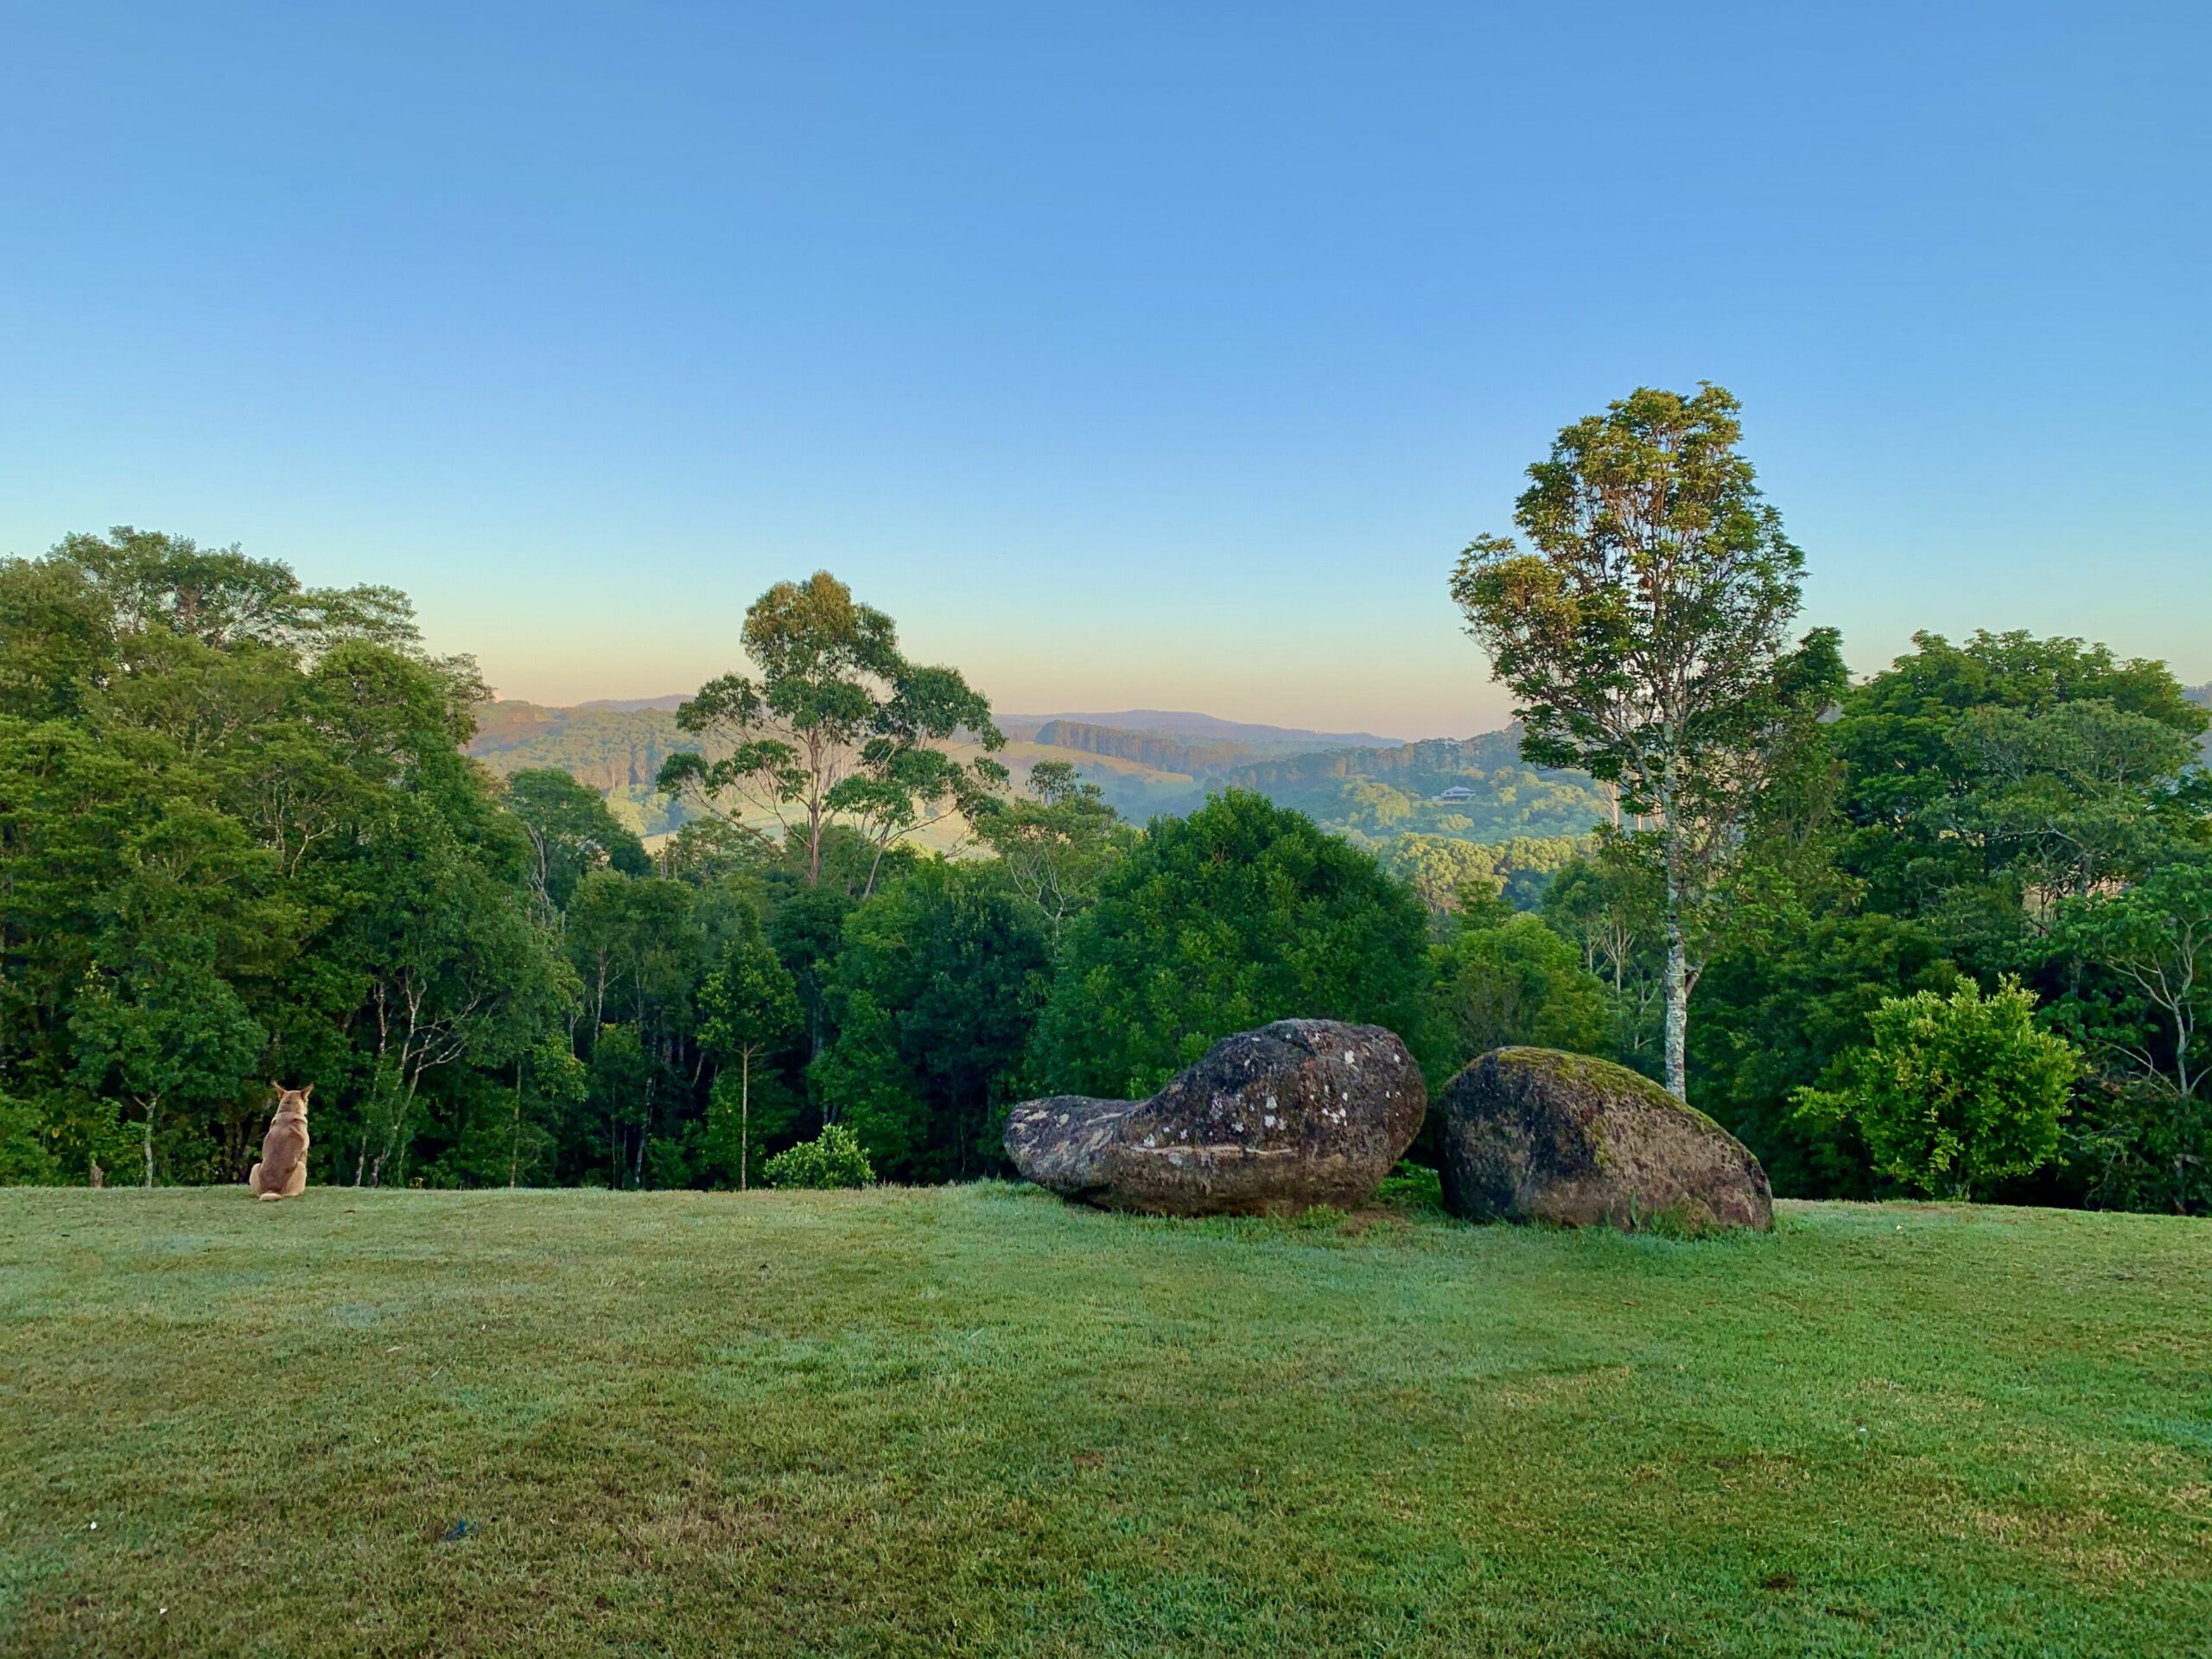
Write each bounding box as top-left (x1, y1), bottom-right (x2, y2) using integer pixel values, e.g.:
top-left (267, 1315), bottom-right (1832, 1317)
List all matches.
top-left (472, 699), bottom-right (690, 793)
top-left (1028, 719), bottom-right (1254, 774)
top-left (3, 528), bottom-right (2207, 1212)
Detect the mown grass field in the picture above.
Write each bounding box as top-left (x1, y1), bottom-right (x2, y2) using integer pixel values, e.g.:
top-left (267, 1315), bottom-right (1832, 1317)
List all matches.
top-left (3, 1184), bottom-right (2208, 1657)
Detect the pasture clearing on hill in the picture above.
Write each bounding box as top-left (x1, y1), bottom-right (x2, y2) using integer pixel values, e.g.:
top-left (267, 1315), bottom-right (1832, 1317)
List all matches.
top-left (3, 1185), bottom-right (2207, 1656)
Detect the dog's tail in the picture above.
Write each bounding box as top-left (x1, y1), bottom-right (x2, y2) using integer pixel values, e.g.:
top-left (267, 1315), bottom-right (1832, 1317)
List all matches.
top-left (257, 1191), bottom-right (285, 1202)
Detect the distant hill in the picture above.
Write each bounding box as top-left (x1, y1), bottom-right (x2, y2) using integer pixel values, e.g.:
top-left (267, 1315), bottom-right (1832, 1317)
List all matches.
top-left (575, 694), bottom-right (687, 712)
top-left (469, 699), bottom-right (697, 836)
top-left (1030, 720), bottom-right (1270, 775)
top-left (467, 696), bottom-right (1609, 850)
top-left (1000, 709), bottom-right (1400, 748)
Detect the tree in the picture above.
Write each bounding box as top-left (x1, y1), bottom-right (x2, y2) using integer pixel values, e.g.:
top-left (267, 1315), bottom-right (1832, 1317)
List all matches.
top-left (1795, 977), bottom-right (2078, 1199)
top-left (1692, 912), bottom-right (1958, 1197)
top-left (810, 861), bottom-right (1051, 1179)
top-left (1452, 383), bottom-right (1827, 1100)
top-left (1942, 701), bottom-right (2202, 910)
top-left (969, 761), bottom-right (1134, 940)
top-left (1832, 630), bottom-right (2209, 923)
top-left (585, 1024), bottom-right (655, 1187)
top-left (2047, 861), bottom-right (2211, 1211)
top-left (506, 1034), bottom-right (587, 1187)
top-left (2052, 860), bottom-right (2211, 1104)
top-left (1380, 833), bottom-right (1587, 919)
top-left (1033, 791), bottom-right (1431, 1098)
top-left (768, 882), bottom-right (855, 1063)
top-left (697, 921), bottom-right (801, 1189)
top-left (70, 943), bottom-right (266, 1187)
top-left (657, 572), bottom-right (1008, 893)
top-left (1423, 912), bottom-right (1608, 1084)
top-left (505, 768), bottom-right (649, 917)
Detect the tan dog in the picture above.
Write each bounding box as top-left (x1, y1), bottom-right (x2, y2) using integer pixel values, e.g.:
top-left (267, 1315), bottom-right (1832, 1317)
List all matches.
top-left (248, 1085), bottom-right (312, 1200)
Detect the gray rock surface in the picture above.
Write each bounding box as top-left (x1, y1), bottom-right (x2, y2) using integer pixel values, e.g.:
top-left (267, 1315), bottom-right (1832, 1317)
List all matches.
top-left (1435, 1046), bottom-right (1773, 1232)
top-left (1006, 1020), bottom-right (1427, 1216)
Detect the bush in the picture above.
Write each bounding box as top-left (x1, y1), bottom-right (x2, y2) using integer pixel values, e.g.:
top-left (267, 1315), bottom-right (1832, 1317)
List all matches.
top-left (761, 1123), bottom-right (875, 1190)
top-left (1795, 976), bottom-right (2078, 1199)
top-left (0, 1093), bottom-right (60, 1185)
top-left (1033, 791), bottom-right (1431, 1098)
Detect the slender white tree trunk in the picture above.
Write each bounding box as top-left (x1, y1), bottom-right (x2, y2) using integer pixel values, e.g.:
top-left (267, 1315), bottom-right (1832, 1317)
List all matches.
top-left (142, 1099), bottom-right (157, 1189)
top-left (740, 1050), bottom-right (751, 1193)
top-left (1662, 905), bottom-right (1688, 1102)
top-left (1659, 768), bottom-right (1690, 1103)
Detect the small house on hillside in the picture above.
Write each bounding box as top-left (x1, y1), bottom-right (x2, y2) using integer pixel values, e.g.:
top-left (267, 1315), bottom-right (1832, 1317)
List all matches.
top-left (1431, 784), bottom-right (1477, 803)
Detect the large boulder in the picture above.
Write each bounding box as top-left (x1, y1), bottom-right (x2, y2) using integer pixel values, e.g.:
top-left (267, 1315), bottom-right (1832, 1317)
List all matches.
top-left (1436, 1047), bottom-right (1773, 1233)
top-left (1006, 1020), bottom-right (1426, 1217)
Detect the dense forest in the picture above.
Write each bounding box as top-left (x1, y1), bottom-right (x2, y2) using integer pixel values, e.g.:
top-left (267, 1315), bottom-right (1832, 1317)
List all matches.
top-left (1, 518), bottom-right (2206, 1212)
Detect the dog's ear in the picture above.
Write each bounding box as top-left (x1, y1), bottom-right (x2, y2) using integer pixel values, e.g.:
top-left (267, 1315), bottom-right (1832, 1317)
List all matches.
top-left (301, 1084), bottom-right (313, 1098)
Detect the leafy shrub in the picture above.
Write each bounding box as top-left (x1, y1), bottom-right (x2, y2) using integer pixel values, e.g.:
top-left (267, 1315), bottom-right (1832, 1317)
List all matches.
top-left (761, 1123), bottom-right (874, 1190)
top-left (1795, 976), bottom-right (2079, 1199)
top-left (0, 1093), bottom-right (60, 1185)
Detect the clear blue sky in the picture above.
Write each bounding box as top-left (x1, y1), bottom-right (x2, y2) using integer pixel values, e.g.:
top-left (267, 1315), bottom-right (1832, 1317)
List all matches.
top-left (4, 2), bottom-right (2206, 737)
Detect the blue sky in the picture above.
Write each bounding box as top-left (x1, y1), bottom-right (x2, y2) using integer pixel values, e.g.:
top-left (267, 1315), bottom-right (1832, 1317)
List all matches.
top-left (3, 2), bottom-right (2206, 737)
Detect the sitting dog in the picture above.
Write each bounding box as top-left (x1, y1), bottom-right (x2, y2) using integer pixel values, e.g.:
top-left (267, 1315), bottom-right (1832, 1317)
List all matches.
top-left (248, 1085), bottom-right (313, 1200)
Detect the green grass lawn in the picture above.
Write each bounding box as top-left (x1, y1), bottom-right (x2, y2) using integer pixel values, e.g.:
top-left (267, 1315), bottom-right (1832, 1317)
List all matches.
top-left (3, 1185), bottom-right (2208, 1657)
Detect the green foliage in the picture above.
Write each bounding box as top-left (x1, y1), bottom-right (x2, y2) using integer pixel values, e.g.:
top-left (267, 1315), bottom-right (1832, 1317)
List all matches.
top-left (1834, 630), bottom-right (2209, 931)
top-left (698, 924), bottom-right (802, 1075)
top-left (0, 531), bottom-right (569, 1189)
top-left (70, 946), bottom-right (268, 1188)
top-left (1796, 977), bottom-right (2079, 1199)
top-left (1379, 832), bottom-right (1589, 918)
top-left (1422, 914), bottom-right (1607, 1086)
top-left (811, 861), bottom-right (1052, 1180)
top-left (696, 918), bottom-right (802, 1189)
top-left (658, 571), bottom-right (1007, 893)
top-left (1452, 384), bottom-right (1836, 1099)
top-left (761, 1122), bottom-right (874, 1188)
top-left (1692, 914), bottom-right (1959, 1197)
top-left (1034, 791), bottom-right (1430, 1097)
top-left (969, 761), bottom-right (1135, 939)
top-left (1205, 733), bottom-right (1612, 844)
top-left (2044, 858), bottom-right (2212, 1212)
top-left (504, 767), bottom-right (649, 914)
top-left (0, 1094), bottom-right (60, 1184)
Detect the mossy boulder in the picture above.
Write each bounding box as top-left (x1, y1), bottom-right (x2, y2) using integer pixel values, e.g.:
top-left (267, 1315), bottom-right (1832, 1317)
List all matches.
top-left (1435, 1047), bottom-right (1773, 1233)
top-left (1006, 1020), bottom-right (1426, 1217)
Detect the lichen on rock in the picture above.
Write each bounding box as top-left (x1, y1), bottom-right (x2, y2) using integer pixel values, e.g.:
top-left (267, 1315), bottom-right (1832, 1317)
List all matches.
top-left (1005, 1020), bottom-right (1426, 1217)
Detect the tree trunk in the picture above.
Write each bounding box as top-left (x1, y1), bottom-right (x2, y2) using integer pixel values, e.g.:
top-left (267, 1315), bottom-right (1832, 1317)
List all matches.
top-left (1662, 908), bottom-right (1688, 1101)
top-left (740, 1049), bottom-right (751, 1193)
top-left (142, 1098), bottom-right (157, 1189)
top-left (510, 1058), bottom-right (524, 1188)
top-left (1659, 775), bottom-right (1690, 1103)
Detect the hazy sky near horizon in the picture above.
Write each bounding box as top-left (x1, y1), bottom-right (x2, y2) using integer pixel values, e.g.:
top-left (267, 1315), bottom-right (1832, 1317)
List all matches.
top-left (4, 3), bottom-right (2207, 738)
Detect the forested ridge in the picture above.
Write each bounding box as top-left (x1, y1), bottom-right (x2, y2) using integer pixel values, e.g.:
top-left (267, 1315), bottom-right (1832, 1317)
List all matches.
top-left (5, 400), bottom-right (2208, 1210)
top-left (466, 696), bottom-right (1610, 849)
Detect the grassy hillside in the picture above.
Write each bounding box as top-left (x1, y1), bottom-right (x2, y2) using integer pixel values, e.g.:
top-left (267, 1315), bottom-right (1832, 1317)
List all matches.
top-left (5, 1185), bottom-right (2208, 1656)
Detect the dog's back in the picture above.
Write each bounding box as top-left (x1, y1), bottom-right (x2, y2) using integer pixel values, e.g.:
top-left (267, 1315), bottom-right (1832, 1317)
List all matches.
top-left (249, 1086), bottom-right (313, 1199)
